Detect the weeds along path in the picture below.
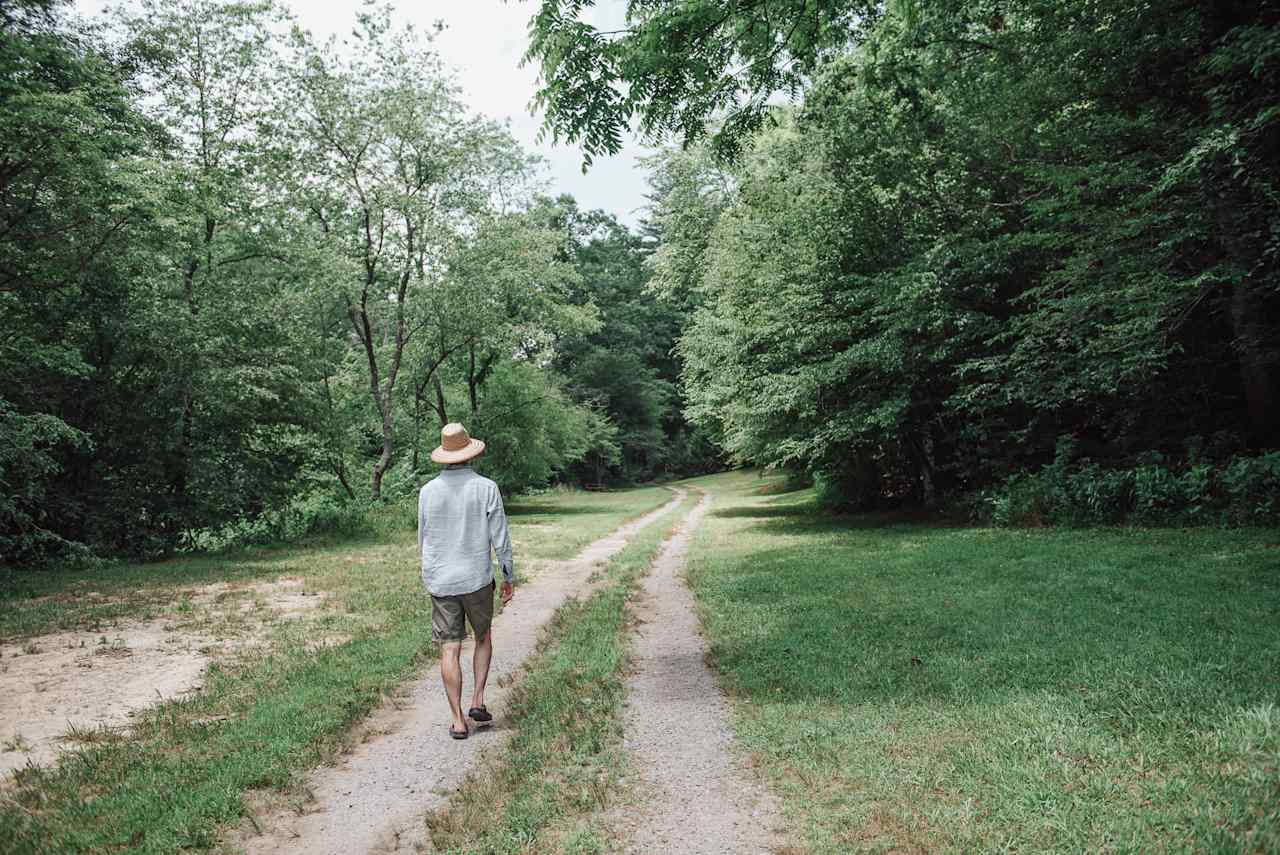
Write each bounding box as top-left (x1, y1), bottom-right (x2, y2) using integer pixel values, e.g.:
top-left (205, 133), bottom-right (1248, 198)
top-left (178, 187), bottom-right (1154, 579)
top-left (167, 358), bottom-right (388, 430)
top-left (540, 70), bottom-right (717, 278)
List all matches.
top-left (611, 490), bottom-right (784, 854)
top-left (231, 488), bottom-right (687, 855)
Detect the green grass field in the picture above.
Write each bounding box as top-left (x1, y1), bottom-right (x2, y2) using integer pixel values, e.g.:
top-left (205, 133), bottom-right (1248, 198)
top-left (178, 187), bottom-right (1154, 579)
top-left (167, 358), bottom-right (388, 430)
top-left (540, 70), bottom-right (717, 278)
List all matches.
top-left (0, 484), bottom-right (673, 855)
top-left (683, 470), bottom-right (1280, 853)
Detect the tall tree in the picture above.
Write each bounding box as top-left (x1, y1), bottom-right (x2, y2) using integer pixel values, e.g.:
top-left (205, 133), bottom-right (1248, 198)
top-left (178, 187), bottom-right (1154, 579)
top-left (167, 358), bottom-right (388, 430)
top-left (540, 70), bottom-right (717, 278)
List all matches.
top-left (286, 10), bottom-right (526, 499)
top-left (113, 0), bottom-right (313, 544)
top-left (664, 0), bottom-right (1280, 508)
top-left (0, 1), bottom-right (148, 558)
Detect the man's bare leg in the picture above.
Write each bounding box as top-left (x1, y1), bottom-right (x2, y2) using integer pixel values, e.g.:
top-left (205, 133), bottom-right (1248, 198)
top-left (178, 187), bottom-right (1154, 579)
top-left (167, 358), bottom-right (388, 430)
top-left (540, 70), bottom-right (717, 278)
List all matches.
top-left (471, 629), bottom-right (493, 712)
top-left (440, 642), bottom-right (467, 733)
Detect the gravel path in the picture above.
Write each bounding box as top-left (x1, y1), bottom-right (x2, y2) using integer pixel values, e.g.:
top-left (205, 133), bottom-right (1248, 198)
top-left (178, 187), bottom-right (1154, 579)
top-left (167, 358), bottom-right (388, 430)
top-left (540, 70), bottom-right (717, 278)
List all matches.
top-left (611, 491), bottom-right (784, 854)
top-left (230, 490), bottom-right (685, 855)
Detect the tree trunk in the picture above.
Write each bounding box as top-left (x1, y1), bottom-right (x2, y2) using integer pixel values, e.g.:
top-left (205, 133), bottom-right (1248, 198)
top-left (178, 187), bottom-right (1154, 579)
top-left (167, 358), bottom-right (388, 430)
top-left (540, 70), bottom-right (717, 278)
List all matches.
top-left (433, 374), bottom-right (449, 426)
top-left (371, 410), bottom-right (393, 499)
top-left (468, 342), bottom-right (478, 414)
top-left (335, 460), bottom-right (356, 501)
top-left (173, 215), bottom-right (214, 512)
top-left (412, 385), bottom-right (421, 471)
top-left (919, 447), bottom-right (937, 508)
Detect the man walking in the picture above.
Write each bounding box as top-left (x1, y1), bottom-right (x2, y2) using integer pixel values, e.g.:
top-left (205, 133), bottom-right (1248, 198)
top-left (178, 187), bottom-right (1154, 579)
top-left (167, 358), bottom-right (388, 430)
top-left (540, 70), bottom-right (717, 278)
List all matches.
top-left (418, 423), bottom-right (515, 739)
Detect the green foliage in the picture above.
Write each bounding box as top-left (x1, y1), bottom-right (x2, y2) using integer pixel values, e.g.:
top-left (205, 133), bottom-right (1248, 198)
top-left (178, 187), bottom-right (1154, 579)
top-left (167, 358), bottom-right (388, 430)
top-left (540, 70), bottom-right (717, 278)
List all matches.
top-left (656, 0), bottom-right (1280, 516)
top-left (525, 0), bottom-right (877, 162)
top-left (547, 197), bottom-right (718, 484)
top-left (978, 445), bottom-right (1280, 528)
top-left (3, 1), bottom-right (655, 565)
top-left (186, 490), bottom-right (377, 553)
top-left (466, 361), bottom-right (603, 494)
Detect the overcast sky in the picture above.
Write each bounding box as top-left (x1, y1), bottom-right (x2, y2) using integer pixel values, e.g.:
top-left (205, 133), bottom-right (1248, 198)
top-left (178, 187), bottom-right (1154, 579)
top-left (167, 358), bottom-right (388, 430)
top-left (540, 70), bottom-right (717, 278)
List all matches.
top-left (75, 1), bottom-right (656, 227)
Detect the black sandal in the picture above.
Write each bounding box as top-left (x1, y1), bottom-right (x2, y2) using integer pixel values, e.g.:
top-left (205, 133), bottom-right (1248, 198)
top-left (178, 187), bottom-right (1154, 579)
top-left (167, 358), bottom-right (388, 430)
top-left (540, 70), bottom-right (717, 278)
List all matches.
top-left (468, 706), bottom-right (493, 724)
top-left (448, 725), bottom-right (468, 740)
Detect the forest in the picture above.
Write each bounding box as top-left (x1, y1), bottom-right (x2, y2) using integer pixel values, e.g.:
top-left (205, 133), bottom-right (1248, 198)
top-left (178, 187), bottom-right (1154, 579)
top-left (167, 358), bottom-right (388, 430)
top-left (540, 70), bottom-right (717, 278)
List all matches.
top-left (4, 0), bottom-right (1280, 566)
top-left (1, 0), bottom-right (719, 564)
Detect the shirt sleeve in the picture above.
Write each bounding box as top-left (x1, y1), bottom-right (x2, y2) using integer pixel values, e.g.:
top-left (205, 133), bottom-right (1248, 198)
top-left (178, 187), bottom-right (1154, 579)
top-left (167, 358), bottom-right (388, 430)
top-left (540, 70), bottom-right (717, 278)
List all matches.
top-left (486, 484), bottom-right (515, 584)
top-left (417, 487), bottom-right (428, 558)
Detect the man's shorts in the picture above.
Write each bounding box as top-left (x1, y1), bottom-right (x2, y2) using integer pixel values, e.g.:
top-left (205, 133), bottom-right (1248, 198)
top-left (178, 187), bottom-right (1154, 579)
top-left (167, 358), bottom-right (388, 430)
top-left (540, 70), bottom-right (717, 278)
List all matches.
top-left (430, 580), bottom-right (496, 644)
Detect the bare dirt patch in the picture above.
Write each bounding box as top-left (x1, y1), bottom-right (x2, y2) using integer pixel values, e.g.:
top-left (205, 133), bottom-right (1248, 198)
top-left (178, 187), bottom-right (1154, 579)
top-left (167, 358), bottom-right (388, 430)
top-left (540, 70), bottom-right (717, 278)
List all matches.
top-left (0, 576), bottom-right (327, 779)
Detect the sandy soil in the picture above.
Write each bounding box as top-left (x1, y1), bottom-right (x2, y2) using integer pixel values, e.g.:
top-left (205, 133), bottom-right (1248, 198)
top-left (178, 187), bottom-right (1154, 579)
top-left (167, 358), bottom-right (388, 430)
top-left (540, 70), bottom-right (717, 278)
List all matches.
top-left (0, 577), bottom-right (326, 779)
top-left (608, 491), bottom-right (785, 854)
top-left (227, 490), bottom-right (686, 855)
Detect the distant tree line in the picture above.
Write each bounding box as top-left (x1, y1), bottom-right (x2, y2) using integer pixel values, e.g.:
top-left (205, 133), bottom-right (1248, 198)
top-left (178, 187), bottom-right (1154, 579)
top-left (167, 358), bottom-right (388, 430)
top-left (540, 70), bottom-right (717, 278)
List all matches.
top-left (531, 0), bottom-right (1280, 523)
top-left (0, 0), bottom-right (719, 565)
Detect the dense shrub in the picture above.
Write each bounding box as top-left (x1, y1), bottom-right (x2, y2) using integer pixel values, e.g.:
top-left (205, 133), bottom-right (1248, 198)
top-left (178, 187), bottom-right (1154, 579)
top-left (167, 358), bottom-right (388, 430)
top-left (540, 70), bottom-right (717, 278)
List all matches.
top-left (184, 491), bottom-right (376, 553)
top-left (975, 438), bottom-right (1280, 527)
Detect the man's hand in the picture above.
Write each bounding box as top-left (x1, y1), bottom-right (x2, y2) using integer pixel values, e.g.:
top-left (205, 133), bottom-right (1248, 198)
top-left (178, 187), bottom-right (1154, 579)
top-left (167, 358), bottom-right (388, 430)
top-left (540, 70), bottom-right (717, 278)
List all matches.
top-left (500, 581), bottom-right (513, 604)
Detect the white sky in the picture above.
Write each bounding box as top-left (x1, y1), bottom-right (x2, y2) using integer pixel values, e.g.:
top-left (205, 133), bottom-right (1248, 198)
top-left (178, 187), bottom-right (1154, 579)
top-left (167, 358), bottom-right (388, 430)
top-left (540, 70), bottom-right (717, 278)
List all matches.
top-left (75, 0), bottom-right (656, 227)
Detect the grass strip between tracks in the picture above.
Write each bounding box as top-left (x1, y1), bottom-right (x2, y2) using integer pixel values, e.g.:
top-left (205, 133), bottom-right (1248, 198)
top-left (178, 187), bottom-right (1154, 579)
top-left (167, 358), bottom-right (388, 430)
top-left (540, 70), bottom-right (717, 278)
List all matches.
top-left (425, 490), bottom-right (702, 855)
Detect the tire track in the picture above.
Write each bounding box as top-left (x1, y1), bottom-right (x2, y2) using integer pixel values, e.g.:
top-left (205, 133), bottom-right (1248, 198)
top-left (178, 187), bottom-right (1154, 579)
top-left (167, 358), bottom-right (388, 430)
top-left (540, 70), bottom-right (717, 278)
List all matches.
top-left (610, 490), bottom-right (784, 854)
top-left (229, 489), bottom-right (686, 855)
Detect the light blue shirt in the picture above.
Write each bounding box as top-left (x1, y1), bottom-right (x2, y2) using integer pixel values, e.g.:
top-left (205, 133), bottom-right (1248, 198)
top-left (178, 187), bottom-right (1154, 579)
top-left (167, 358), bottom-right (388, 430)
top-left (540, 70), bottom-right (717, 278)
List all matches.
top-left (417, 465), bottom-right (515, 597)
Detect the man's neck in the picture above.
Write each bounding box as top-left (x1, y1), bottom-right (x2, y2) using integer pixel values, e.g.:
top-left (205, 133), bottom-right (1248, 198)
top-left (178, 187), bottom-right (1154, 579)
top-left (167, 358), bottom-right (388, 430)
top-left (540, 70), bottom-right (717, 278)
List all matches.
top-left (445, 462), bottom-right (471, 470)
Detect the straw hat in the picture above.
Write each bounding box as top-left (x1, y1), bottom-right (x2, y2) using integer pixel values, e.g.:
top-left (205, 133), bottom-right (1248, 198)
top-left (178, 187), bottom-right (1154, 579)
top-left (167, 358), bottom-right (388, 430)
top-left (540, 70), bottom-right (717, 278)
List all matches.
top-left (431, 422), bottom-right (486, 464)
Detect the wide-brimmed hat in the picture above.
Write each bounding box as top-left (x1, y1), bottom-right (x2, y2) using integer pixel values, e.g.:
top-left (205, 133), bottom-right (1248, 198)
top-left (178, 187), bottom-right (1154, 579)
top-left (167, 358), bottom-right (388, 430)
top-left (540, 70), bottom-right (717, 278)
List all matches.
top-left (431, 422), bottom-right (486, 464)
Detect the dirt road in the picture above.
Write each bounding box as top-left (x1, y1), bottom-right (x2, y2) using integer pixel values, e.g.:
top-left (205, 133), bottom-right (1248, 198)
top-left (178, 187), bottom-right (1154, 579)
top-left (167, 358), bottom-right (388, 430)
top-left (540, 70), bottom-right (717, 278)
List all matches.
top-left (610, 491), bottom-right (784, 854)
top-left (231, 489), bottom-right (685, 855)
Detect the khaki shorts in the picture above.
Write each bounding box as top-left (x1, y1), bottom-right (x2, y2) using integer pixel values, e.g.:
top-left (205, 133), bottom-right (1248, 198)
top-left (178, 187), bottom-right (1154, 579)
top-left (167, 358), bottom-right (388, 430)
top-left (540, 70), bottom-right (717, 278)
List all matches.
top-left (430, 580), bottom-right (495, 644)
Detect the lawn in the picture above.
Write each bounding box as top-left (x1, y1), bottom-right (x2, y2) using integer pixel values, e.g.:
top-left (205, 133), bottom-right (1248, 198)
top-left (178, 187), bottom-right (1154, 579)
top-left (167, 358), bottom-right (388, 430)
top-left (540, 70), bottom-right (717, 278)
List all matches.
top-left (0, 483), bottom-right (673, 854)
top-left (684, 470), bottom-right (1280, 854)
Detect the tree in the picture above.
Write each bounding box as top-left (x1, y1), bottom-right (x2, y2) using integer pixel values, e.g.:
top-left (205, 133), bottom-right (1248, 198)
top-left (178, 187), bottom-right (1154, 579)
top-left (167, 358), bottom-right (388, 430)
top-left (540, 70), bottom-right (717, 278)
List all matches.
top-left (524, 0), bottom-right (878, 162)
top-left (286, 10), bottom-right (535, 499)
top-left (106, 0), bottom-right (315, 546)
top-left (403, 205), bottom-right (596, 477)
top-left (664, 0), bottom-right (1280, 509)
top-left (0, 2), bottom-right (152, 558)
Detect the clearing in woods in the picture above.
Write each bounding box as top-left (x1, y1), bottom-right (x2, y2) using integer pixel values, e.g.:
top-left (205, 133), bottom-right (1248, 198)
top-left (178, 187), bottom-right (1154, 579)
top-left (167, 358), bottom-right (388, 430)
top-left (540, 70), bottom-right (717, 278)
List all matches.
top-left (4, 471), bottom-right (1276, 854)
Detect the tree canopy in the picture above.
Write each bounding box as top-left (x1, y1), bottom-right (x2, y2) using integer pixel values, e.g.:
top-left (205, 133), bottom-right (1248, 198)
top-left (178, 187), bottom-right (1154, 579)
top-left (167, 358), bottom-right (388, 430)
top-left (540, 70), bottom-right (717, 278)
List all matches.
top-left (639, 0), bottom-right (1279, 514)
top-left (4, 0), bottom-right (1277, 564)
top-left (0, 0), bottom-right (717, 564)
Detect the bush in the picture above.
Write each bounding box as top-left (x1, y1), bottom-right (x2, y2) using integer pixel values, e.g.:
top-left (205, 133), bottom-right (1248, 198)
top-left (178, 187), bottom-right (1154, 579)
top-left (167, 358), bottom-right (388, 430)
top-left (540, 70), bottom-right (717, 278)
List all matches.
top-left (812, 453), bottom-right (886, 512)
top-left (974, 439), bottom-right (1280, 527)
top-left (184, 490), bottom-right (375, 553)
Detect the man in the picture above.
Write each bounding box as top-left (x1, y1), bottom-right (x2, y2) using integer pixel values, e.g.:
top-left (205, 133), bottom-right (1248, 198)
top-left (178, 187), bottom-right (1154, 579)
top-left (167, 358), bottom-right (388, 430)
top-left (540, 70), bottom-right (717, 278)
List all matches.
top-left (418, 422), bottom-right (515, 740)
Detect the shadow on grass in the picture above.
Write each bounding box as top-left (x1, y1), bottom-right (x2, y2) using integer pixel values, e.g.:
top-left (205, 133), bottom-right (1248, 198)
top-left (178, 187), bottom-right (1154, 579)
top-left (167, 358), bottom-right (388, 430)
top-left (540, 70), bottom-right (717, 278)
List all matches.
top-left (506, 503), bottom-right (622, 518)
top-left (711, 504), bottom-right (965, 536)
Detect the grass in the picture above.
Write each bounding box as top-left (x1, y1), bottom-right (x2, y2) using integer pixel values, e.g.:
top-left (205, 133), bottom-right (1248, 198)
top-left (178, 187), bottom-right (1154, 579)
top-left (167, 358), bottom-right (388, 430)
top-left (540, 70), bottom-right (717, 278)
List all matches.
top-left (0, 484), bottom-right (673, 855)
top-left (505, 485), bottom-right (675, 561)
top-left (424, 490), bottom-right (702, 855)
top-left (0, 486), bottom-right (674, 644)
top-left (682, 469), bottom-right (1280, 853)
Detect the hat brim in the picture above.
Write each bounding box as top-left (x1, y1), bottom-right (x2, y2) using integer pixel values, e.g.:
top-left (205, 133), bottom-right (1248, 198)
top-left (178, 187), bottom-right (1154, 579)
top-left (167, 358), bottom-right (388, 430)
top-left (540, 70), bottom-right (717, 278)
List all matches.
top-left (430, 438), bottom-right (485, 464)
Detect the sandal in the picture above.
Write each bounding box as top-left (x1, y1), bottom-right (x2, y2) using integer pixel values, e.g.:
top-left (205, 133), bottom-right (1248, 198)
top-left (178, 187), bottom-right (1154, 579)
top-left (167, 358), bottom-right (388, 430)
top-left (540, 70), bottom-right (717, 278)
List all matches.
top-left (468, 705), bottom-right (493, 723)
top-left (448, 725), bottom-right (468, 740)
